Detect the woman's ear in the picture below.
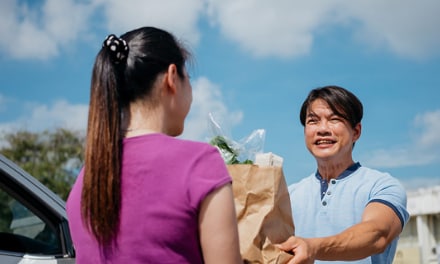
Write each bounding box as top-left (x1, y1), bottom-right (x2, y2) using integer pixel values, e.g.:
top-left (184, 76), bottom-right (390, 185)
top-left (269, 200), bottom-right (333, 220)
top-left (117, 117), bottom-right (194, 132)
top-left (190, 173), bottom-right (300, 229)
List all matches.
top-left (164, 64), bottom-right (178, 94)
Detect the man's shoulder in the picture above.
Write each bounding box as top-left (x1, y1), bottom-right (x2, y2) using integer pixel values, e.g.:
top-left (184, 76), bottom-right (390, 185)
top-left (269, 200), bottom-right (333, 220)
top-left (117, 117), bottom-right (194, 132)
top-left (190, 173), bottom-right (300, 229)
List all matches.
top-left (288, 174), bottom-right (317, 193)
top-left (355, 166), bottom-right (402, 185)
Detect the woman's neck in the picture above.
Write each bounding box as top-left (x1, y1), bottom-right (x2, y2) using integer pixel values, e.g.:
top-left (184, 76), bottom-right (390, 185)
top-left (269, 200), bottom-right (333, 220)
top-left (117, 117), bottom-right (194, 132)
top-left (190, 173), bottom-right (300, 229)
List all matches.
top-left (121, 104), bottom-right (164, 137)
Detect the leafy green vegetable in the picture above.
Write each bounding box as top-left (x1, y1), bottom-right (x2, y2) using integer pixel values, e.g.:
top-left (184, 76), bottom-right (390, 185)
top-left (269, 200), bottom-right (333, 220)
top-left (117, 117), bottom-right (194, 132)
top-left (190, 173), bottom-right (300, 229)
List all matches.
top-left (210, 135), bottom-right (253, 164)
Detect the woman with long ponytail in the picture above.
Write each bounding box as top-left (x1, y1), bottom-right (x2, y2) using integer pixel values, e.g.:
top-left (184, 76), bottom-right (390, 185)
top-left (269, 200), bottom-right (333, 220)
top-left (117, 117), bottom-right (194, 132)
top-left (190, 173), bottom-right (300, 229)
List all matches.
top-left (66, 27), bottom-right (242, 264)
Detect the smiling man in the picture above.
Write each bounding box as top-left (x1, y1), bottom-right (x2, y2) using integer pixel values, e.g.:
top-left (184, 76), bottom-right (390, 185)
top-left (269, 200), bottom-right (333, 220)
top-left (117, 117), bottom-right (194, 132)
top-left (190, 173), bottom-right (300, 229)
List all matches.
top-left (278, 86), bottom-right (409, 264)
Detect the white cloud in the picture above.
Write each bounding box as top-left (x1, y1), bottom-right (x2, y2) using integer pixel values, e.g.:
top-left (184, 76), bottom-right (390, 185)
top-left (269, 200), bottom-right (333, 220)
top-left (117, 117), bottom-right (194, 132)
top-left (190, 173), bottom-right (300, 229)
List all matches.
top-left (205, 0), bottom-right (332, 58)
top-left (100, 0), bottom-right (204, 46)
top-left (413, 110), bottom-right (440, 149)
top-left (0, 99), bottom-right (88, 133)
top-left (0, 77), bottom-right (241, 143)
top-left (0, 0), bottom-right (94, 60)
top-left (1, 0), bottom-right (439, 60)
top-left (181, 76), bottom-right (243, 141)
top-left (28, 100), bottom-right (89, 131)
top-left (0, 0), bottom-right (203, 60)
top-left (205, 0), bottom-right (440, 60)
top-left (341, 0), bottom-right (440, 60)
top-left (361, 110), bottom-right (440, 168)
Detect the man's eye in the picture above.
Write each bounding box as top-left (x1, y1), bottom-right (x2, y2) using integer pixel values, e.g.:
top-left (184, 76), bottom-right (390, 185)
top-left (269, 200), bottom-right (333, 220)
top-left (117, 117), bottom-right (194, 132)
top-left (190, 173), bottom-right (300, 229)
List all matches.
top-left (329, 115), bottom-right (342, 121)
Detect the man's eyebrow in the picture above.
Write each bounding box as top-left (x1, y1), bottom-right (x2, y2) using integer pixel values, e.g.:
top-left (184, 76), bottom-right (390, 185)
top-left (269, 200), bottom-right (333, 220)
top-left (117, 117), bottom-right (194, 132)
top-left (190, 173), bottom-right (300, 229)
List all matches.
top-left (306, 111), bottom-right (317, 117)
top-left (307, 111), bottom-right (341, 119)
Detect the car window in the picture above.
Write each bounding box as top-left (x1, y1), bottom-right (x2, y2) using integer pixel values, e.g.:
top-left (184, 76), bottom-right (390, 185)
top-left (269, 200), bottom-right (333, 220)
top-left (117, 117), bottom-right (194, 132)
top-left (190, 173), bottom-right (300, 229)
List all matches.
top-left (0, 188), bottom-right (62, 255)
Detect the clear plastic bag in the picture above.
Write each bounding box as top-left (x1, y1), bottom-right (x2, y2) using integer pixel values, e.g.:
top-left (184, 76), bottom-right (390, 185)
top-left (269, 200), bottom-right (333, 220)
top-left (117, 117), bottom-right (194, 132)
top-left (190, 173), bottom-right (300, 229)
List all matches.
top-left (208, 113), bottom-right (265, 164)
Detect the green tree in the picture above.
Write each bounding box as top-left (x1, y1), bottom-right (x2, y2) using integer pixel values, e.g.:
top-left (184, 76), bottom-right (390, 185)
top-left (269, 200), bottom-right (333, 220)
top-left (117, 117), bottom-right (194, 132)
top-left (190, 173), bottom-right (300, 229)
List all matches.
top-left (0, 128), bottom-right (85, 200)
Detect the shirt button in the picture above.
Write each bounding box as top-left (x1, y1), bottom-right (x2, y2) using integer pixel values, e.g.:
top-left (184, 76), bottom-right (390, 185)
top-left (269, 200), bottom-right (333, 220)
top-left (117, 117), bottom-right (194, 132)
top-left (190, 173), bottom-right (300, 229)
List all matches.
top-left (327, 191), bottom-right (331, 195)
top-left (322, 201), bottom-right (327, 206)
top-left (331, 179), bottom-right (336, 184)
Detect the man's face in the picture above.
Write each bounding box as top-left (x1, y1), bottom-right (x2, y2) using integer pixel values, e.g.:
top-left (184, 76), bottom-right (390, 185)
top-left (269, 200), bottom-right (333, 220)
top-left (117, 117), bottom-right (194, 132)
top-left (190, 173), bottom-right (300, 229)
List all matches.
top-left (304, 99), bottom-right (361, 164)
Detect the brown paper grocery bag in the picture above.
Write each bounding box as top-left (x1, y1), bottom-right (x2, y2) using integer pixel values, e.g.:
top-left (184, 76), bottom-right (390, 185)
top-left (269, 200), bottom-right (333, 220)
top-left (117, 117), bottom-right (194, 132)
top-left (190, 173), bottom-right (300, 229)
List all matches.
top-left (227, 164), bottom-right (294, 264)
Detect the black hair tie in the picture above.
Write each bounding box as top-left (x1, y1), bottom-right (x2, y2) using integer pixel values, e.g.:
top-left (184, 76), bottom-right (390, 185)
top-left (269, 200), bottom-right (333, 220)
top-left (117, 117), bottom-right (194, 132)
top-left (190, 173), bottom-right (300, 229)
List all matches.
top-left (102, 34), bottom-right (129, 64)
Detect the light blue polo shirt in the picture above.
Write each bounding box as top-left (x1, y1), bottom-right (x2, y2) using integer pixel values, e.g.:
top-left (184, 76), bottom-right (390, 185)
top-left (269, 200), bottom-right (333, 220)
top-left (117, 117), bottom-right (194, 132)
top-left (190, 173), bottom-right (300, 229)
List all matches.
top-left (288, 163), bottom-right (409, 264)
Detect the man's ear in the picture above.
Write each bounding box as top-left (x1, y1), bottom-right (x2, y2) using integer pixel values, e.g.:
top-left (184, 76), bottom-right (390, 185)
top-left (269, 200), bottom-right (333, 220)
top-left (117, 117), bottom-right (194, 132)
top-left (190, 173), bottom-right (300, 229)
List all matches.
top-left (353, 122), bottom-right (362, 142)
top-left (164, 64), bottom-right (178, 94)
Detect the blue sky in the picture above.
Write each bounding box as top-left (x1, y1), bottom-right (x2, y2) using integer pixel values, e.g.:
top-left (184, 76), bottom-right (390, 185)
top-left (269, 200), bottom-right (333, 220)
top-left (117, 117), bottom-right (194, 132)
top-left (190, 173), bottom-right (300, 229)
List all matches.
top-left (0, 0), bottom-right (439, 190)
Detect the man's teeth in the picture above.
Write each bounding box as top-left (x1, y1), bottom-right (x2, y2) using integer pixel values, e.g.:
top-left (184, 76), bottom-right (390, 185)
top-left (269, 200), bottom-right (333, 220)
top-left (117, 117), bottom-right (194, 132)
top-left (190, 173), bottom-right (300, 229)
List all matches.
top-left (316, 140), bottom-right (333, 145)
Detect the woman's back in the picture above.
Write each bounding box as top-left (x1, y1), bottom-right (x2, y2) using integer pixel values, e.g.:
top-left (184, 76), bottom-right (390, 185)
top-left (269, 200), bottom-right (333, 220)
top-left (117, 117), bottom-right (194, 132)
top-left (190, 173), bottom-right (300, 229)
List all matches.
top-left (67, 134), bottom-right (232, 263)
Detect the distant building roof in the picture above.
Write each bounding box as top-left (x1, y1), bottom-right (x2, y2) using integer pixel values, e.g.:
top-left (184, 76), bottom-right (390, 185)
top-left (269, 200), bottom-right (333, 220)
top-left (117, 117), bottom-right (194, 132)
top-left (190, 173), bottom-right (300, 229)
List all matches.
top-left (407, 185), bottom-right (440, 216)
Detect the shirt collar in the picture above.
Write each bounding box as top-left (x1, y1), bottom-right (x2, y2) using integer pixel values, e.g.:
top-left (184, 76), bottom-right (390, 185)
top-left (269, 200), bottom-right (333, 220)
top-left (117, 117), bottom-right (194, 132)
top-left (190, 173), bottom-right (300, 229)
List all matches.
top-left (315, 162), bottom-right (361, 181)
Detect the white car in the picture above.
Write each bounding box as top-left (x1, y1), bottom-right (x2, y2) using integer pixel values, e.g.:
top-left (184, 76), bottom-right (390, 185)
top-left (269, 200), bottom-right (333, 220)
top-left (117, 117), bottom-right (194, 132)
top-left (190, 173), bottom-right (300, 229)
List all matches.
top-left (0, 154), bottom-right (75, 263)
